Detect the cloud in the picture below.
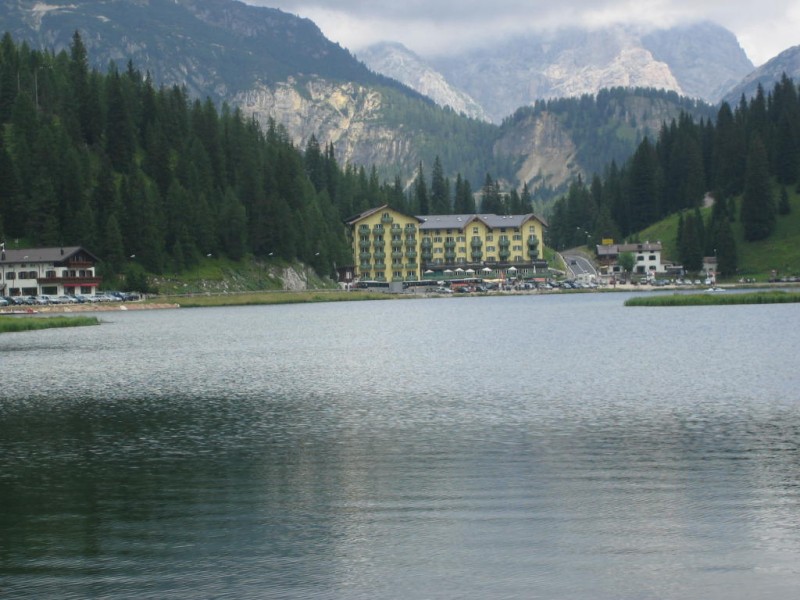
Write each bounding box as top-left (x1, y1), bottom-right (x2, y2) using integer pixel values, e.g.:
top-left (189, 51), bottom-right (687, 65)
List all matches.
top-left (246, 0), bottom-right (800, 65)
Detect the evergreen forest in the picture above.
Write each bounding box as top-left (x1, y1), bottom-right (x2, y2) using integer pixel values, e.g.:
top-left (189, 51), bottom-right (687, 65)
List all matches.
top-left (547, 75), bottom-right (800, 276)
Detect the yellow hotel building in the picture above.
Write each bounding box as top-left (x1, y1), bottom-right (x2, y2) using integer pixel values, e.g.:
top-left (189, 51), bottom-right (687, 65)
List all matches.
top-left (347, 205), bottom-right (547, 283)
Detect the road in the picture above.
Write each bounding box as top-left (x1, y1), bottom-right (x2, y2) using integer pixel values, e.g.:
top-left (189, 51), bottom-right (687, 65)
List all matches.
top-left (562, 252), bottom-right (598, 280)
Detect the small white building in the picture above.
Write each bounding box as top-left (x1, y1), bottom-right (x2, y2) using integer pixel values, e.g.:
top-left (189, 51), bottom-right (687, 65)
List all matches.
top-left (596, 242), bottom-right (666, 277)
top-left (0, 245), bottom-right (102, 297)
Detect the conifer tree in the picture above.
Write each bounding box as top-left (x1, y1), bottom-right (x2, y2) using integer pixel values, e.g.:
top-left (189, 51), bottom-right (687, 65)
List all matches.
top-left (430, 156), bottom-right (449, 214)
top-left (740, 136), bottom-right (775, 241)
top-left (414, 162), bottom-right (429, 215)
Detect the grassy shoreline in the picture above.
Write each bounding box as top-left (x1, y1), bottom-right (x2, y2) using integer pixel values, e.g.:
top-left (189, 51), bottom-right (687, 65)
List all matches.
top-left (625, 290), bottom-right (800, 307)
top-left (151, 289), bottom-right (404, 308)
top-left (0, 315), bottom-right (101, 333)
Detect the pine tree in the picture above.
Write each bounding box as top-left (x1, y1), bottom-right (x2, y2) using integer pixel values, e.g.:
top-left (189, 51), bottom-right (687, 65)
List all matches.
top-left (414, 162), bottom-right (429, 215)
top-left (778, 186), bottom-right (791, 215)
top-left (430, 156), bottom-right (449, 214)
top-left (740, 136), bottom-right (776, 241)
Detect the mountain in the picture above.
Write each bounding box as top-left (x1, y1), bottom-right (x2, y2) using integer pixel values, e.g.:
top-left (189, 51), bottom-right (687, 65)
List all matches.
top-left (0, 0), bottom-right (739, 200)
top-left (357, 42), bottom-right (489, 121)
top-left (723, 45), bottom-right (800, 104)
top-left (365, 22), bottom-right (752, 123)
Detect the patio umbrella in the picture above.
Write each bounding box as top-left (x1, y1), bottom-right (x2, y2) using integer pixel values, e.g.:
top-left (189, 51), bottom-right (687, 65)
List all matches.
top-left (465, 268), bottom-right (475, 274)
top-left (482, 267), bottom-right (492, 273)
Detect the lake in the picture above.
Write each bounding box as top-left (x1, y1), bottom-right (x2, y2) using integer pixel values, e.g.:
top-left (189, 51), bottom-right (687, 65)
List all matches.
top-left (2, 293), bottom-right (799, 599)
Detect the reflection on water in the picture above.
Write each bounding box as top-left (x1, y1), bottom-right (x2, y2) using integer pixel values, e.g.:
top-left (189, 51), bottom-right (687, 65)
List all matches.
top-left (1, 295), bottom-right (800, 599)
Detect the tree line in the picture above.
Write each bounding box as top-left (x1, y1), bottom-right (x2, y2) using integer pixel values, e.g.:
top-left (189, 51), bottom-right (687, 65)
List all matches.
top-left (547, 75), bottom-right (800, 275)
top-left (0, 31), bottom-right (553, 286)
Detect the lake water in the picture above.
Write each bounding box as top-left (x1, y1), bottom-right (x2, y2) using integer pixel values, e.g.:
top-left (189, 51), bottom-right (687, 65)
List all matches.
top-left (2, 293), bottom-right (800, 599)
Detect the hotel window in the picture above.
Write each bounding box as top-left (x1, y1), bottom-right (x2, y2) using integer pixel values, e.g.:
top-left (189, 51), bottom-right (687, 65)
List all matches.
top-left (649, 255), bottom-right (656, 261)
top-left (487, 246), bottom-right (496, 252)
top-left (457, 236), bottom-right (465, 242)
top-left (513, 245), bottom-right (522, 251)
top-left (458, 247), bottom-right (466, 254)
top-left (486, 235), bottom-right (494, 241)
top-left (473, 227), bottom-right (478, 234)
top-left (6, 272), bottom-right (14, 280)
top-left (513, 234), bottom-right (522, 241)
top-left (45, 270), bottom-right (56, 278)
top-left (434, 237), bottom-right (442, 243)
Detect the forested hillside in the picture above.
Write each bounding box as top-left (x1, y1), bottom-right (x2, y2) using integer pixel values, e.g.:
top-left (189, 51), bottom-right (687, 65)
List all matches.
top-left (547, 76), bottom-right (800, 276)
top-left (0, 34), bottom-right (500, 281)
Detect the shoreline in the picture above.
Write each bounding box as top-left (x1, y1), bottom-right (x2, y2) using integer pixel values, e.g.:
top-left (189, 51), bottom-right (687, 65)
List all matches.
top-left (3, 282), bottom-right (798, 313)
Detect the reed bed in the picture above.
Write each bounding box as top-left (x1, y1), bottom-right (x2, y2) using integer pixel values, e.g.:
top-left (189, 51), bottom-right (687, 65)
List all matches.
top-left (625, 290), bottom-right (800, 307)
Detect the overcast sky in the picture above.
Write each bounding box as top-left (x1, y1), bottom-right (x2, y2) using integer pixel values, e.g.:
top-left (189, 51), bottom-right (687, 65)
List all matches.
top-left (244, 0), bottom-right (799, 66)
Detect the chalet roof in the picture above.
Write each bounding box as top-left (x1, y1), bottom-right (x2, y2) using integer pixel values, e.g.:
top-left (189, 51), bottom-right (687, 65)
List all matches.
top-left (417, 213), bottom-right (547, 230)
top-left (345, 206), bottom-right (548, 230)
top-left (596, 242), bottom-right (662, 257)
top-left (0, 246), bottom-right (99, 265)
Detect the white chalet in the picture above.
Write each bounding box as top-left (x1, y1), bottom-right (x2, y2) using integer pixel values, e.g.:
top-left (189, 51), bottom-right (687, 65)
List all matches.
top-left (0, 245), bottom-right (102, 297)
top-left (595, 242), bottom-right (666, 276)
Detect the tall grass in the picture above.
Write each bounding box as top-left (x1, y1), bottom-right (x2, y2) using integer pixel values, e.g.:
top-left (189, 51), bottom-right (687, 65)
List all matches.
top-left (625, 290), bottom-right (800, 307)
top-left (0, 315), bottom-right (100, 333)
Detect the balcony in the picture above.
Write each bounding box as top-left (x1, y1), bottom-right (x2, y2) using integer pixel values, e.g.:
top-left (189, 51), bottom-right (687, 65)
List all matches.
top-left (421, 238), bottom-right (433, 249)
top-left (359, 239), bottom-right (371, 250)
top-left (445, 251), bottom-right (456, 261)
top-left (444, 240), bottom-right (456, 249)
top-left (374, 251), bottom-right (386, 261)
top-left (381, 214), bottom-right (393, 224)
top-left (499, 238), bottom-right (510, 248)
top-left (471, 238), bottom-right (483, 248)
top-left (373, 239), bottom-right (384, 249)
top-left (471, 251), bottom-right (483, 260)
top-left (391, 238), bottom-right (403, 249)
top-left (405, 238), bottom-right (416, 248)
top-left (405, 249), bottom-right (417, 259)
top-left (391, 250), bottom-right (403, 260)
top-left (359, 251), bottom-right (371, 261)
top-left (499, 249), bottom-right (511, 260)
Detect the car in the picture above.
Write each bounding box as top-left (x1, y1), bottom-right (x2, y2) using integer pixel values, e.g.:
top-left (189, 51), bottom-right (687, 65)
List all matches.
top-left (433, 286), bottom-right (453, 294)
top-left (0, 297), bottom-right (8, 307)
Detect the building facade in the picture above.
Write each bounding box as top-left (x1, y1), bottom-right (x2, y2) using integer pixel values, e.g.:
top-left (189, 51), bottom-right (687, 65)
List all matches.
top-left (347, 206), bottom-right (547, 282)
top-left (595, 242), bottom-right (665, 276)
top-left (0, 246), bottom-right (102, 297)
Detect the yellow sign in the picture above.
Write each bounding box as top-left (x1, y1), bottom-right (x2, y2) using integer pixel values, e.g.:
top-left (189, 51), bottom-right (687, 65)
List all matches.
top-left (602, 238), bottom-right (614, 245)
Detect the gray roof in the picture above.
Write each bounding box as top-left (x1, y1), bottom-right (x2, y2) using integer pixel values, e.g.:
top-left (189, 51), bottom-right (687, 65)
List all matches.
top-left (0, 246), bottom-right (98, 264)
top-left (596, 242), bottom-right (662, 257)
top-left (417, 213), bottom-right (545, 231)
